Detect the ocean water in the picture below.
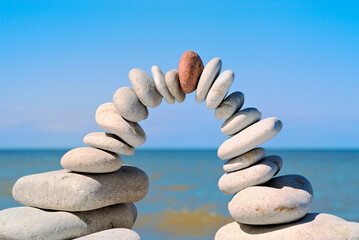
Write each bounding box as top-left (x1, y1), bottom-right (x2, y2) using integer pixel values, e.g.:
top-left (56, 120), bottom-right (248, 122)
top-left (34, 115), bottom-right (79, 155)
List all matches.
top-left (0, 149), bottom-right (358, 239)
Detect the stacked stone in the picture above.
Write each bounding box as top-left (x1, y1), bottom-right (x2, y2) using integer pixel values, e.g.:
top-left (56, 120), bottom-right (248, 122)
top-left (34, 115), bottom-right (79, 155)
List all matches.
top-left (177, 51), bottom-right (359, 239)
top-left (1, 50), bottom-right (358, 239)
top-left (0, 83), bottom-right (158, 238)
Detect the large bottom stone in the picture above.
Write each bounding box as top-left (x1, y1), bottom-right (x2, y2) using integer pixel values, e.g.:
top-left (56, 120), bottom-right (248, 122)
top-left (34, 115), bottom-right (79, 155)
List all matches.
top-left (0, 204), bottom-right (137, 240)
top-left (228, 175), bottom-right (313, 225)
top-left (215, 213), bottom-right (359, 240)
top-left (12, 166), bottom-right (149, 211)
top-left (75, 228), bottom-right (141, 240)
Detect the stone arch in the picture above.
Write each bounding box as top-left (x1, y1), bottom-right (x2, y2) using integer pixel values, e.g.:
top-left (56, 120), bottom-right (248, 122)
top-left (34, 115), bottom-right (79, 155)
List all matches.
top-left (1, 50), bottom-right (358, 240)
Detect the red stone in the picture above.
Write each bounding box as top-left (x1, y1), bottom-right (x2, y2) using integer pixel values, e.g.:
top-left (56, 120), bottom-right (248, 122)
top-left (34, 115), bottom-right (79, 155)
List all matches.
top-left (178, 50), bottom-right (204, 94)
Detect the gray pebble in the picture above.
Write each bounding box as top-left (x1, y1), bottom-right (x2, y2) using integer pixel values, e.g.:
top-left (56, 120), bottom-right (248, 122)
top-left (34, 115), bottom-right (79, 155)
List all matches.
top-left (0, 204), bottom-right (137, 240)
top-left (221, 107), bottom-right (262, 136)
top-left (206, 70), bottom-right (234, 110)
top-left (151, 65), bottom-right (175, 104)
top-left (228, 175), bottom-right (313, 225)
top-left (218, 117), bottom-right (282, 160)
top-left (12, 166), bottom-right (149, 211)
top-left (61, 147), bottom-right (122, 173)
top-left (129, 68), bottom-right (162, 108)
top-left (195, 57), bottom-right (222, 103)
top-left (75, 228), bottom-right (141, 240)
top-left (95, 102), bottom-right (146, 147)
top-left (165, 69), bottom-right (186, 103)
top-left (223, 148), bottom-right (266, 172)
top-left (218, 155), bottom-right (283, 195)
top-left (215, 91), bottom-right (244, 120)
top-left (83, 132), bottom-right (135, 156)
top-left (113, 87), bottom-right (148, 122)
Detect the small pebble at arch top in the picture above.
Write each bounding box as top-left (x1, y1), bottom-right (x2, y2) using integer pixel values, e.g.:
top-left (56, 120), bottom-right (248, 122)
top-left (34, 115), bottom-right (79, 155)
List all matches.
top-left (206, 70), bottom-right (235, 110)
top-left (113, 87), bottom-right (149, 122)
top-left (215, 91), bottom-right (245, 120)
top-left (178, 50), bottom-right (204, 94)
top-left (151, 65), bottom-right (175, 104)
top-left (218, 117), bottom-right (282, 160)
top-left (129, 68), bottom-right (162, 108)
top-left (165, 69), bottom-right (186, 103)
top-left (196, 57), bottom-right (222, 103)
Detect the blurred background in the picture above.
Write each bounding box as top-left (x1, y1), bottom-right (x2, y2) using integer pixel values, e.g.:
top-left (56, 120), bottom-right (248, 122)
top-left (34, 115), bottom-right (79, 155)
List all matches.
top-left (1, 1), bottom-right (358, 239)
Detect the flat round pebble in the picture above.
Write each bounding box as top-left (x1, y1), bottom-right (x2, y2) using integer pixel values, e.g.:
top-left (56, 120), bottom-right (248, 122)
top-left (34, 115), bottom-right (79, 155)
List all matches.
top-left (218, 155), bottom-right (283, 195)
top-left (75, 228), bottom-right (141, 240)
top-left (178, 50), bottom-right (204, 93)
top-left (218, 117), bottom-right (282, 160)
top-left (13, 166), bottom-right (149, 211)
top-left (165, 69), bottom-right (186, 103)
top-left (223, 148), bottom-right (266, 172)
top-left (113, 87), bottom-right (148, 122)
top-left (0, 204), bottom-right (137, 240)
top-left (196, 57), bottom-right (222, 103)
top-left (95, 102), bottom-right (146, 147)
top-left (221, 107), bottom-right (262, 136)
top-left (61, 147), bottom-right (122, 173)
top-left (129, 68), bottom-right (162, 108)
top-left (151, 65), bottom-right (175, 104)
top-left (215, 213), bottom-right (359, 240)
top-left (215, 91), bottom-right (244, 120)
top-left (228, 174), bottom-right (313, 225)
top-left (83, 132), bottom-right (135, 156)
top-left (206, 70), bottom-right (234, 110)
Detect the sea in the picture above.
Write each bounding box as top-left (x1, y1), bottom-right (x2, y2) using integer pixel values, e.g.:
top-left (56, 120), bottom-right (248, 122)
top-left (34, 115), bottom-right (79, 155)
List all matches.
top-left (0, 149), bottom-right (358, 239)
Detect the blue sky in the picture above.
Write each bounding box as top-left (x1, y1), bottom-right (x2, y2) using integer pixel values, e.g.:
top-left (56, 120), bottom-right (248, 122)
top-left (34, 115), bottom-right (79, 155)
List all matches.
top-left (0, 0), bottom-right (358, 148)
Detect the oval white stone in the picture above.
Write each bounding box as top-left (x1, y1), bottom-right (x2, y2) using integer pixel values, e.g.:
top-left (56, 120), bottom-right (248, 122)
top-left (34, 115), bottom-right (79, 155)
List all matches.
top-left (218, 155), bottom-right (282, 195)
top-left (215, 91), bottom-right (244, 120)
top-left (223, 148), bottom-right (266, 172)
top-left (206, 70), bottom-right (234, 110)
top-left (12, 166), bottom-right (149, 211)
top-left (221, 107), bottom-right (262, 136)
top-left (95, 102), bottom-right (146, 147)
top-left (195, 57), bottom-right (222, 103)
top-left (129, 68), bottom-right (162, 108)
top-left (228, 175), bottom-right (313, 225)
top-left (113, 87), bottom-right (148, 122)
top-left (218, 117), bottom-right (282, 160)
top-left (165, 69), bottom-right (186, 103)
top-left (75, 228), bottom-right (141, 240)
top-left (0, 204), bottom-right (137, 240)
top-left (61, 147), bottom-right (122, 173)
top-left (151, 65), bottom-right (175, 104)
top-left (83, 132), bottom-right (135, 156)
top-left (215, 213), bottom-right (359, 240)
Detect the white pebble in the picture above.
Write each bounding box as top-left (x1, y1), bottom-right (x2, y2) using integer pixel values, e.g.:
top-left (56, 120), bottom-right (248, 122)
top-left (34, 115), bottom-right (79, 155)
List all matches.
top-left (129, 68), bottom-right (162, 108)
top-left (206, 70), bottom-right (234, 110)
top-left (165, 69), bottom-right (186, 103)
top-left (215, 91), bottom-right (244, 120)
top-left (196, 57), bottom-right (222, 103)
top-left (218, 117), bottom-right (282, 160)
top-left (221, 107), bottom-right (262, 136)
top-left (95, 103), bottom-right (146, 147)
top-left (151, 65), bottom-right (175, 104)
